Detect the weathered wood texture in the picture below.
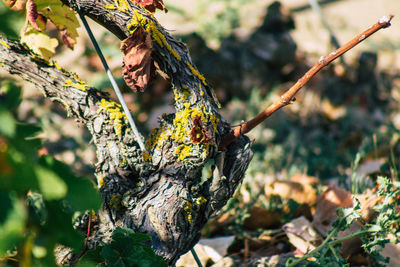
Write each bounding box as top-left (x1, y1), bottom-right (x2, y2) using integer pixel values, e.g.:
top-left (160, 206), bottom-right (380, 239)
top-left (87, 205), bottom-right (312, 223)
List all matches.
top-left (0, 0), bottom-right (253, 264)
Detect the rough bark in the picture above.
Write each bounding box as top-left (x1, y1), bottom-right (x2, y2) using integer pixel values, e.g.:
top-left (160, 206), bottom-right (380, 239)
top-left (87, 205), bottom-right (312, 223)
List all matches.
top-left (0, 0), bottom-right (253, 265)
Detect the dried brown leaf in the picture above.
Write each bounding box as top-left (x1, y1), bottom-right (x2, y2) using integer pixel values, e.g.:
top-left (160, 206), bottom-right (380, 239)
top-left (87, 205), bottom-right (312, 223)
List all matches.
top-left (243, 206), bottom-right (282, 230)
top-left (312, 185), bottom-right (353, 235)
top-left (190, 116), bottom-right (213, 145)
top-left (121, 27), bottom-right (156, 92)
top-left (290, 174), bottom-right (319, 185)
top-left (133, 0), bottom-right (167, 13)
top-left (282, 216), bottom-right (320, 255)
top-left (264, 181), bottom-right (317, 205)
top-left (26, 0), bottom-right (40, 31)
top-left (60, 30), bottom-right (75, 50)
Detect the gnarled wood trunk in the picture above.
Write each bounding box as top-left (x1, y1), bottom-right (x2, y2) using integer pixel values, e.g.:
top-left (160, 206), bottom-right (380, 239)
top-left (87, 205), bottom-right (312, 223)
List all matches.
top-left (0, 0), bottom-right (253, 264)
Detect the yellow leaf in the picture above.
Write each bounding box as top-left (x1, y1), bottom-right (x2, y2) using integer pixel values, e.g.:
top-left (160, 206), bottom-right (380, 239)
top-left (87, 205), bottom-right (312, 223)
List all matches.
top-left (34, 0), bottom-right (79, 49)
top-left (21, 23), bottom-right (58, 60)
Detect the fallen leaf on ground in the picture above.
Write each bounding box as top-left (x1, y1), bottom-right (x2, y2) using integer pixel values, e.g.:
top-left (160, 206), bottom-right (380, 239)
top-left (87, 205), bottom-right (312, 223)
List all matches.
top-left (312, 185), bottom-right (353, 235)
top-left (176, 236), bottom-right (235, 266)
top-left (121, 27), bottom-right (156, 92)
top-left (356, 188), bottom-right (382, 222)
top-left (290, 174), bottom-right (319, 185)
top-left (264, 180), bottom-right (317, 205)
top-left (243, 205), bottom-right (282, 230)
top-left (282, 216), bottom-right (319, 255)
top-left (381, 239), bottom-right (400, 267)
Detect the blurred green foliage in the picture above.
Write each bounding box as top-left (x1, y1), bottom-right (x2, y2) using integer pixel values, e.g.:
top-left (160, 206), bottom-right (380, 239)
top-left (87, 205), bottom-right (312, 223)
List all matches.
top-left (79, 227), bottom-right (167, 266)
top-left (0, 81), bottom-right (102, 265)
top-left (194, 0), bottom-right (254, 44)
top-left (0, 1), bottom-right (24, 39)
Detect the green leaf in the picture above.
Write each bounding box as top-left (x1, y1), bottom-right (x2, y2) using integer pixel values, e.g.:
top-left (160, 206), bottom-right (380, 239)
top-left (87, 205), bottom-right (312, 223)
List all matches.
top-left (26, 191), bottom-right (47, 225)
top-left (44, 201), bottom-right (83, 250)
top-left (0, 110), bottom-right (16, 137)
top-left (101, 227), bottom-right (167, 267)
top-left (0, 81), bottom-right (21, 110)
top-left (0, 190), bottom-right (12, 224)
top-left (35, 0), bottom-right (80, 49)
top-left (65, 178), bottom-right (101, 212)
top-left (35, 165), bottom-right (67, 200)
top-left (0, 192), bottom-right (26, 256)
top-left (78, 246), bottom-right (104, 265)
top-left (40, 156), bottom-right (101, 211)
top-left (21, 23), bottom-right (58, 60)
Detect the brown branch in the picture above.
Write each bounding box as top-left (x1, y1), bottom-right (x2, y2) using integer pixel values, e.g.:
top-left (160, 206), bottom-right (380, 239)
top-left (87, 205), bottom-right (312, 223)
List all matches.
top-left (219, 14), bottom-right (394, 150)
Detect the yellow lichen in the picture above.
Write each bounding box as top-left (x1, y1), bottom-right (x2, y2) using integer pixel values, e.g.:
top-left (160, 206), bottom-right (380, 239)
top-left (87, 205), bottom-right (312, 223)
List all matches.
top-left (175, 145), bottom-right (193, 161)
top-left (173, 88), bottom-right (190, 102)
top-left (145, 126), bottom-right (166, 151)
top-left (105, 3), bottom-right (117, 9)
top-left (187, 62), bottom-right (207, 86)
top-left (144, 86), bottom-right (219, 162)
top-left (143, 151), bottom-right (152, 162)
top-left (127, 10), bottom-right (147, 32)
top-left (184, 200), bottom-right (193, 223)
top-left (113, 0), bottom-right (129, 12)
top-left (120, 158), bottom-right (127, 165)
top-left (194, 196), bottom-right (207, 210)
top-left (62, 78), bottom-right (88, 92)
top-left (96, 175), bottom-right (105, 187)
top-left (183, 197), bottom-right (206, 224)
top-left (0, 40), bottom-right (10, 49)
top-left (109, 194), bottom-right (122, 210)
top-left (98, 99), bottom-right (127, 135)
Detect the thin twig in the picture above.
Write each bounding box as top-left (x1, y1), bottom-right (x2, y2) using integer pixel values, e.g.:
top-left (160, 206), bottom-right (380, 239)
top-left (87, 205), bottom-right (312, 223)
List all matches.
top-left (219, 15), bottom-right (394, 150)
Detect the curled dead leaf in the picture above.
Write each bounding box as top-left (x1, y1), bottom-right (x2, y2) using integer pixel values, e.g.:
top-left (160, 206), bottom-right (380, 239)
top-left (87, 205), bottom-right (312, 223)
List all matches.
top-left (26, 0), bottom-right (40, 31)
top-left (60, 30), bottom-right (75, 50)
top-left (121, 27), bottom-right (156, 92)
top-left (190, 116), bottom-right (213, 145)
top-left (283, 216), bottom-right (320, 255)
top-left (133, 0), bottom-right (167, 13)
